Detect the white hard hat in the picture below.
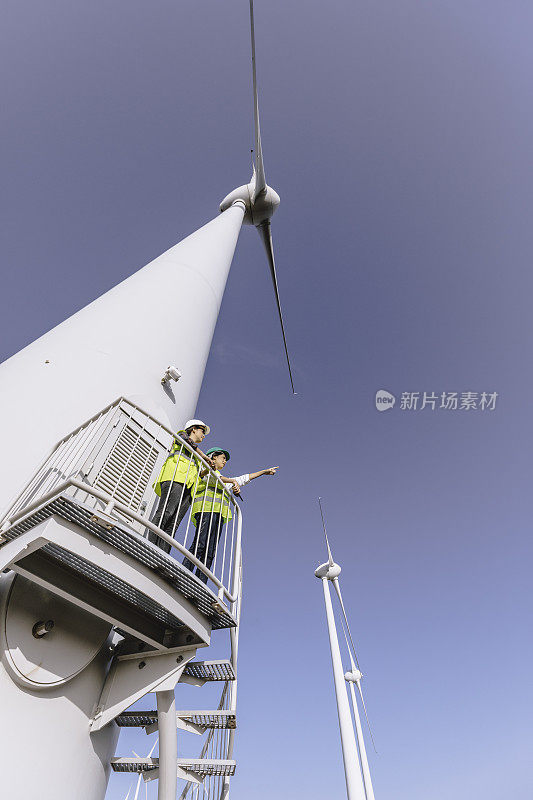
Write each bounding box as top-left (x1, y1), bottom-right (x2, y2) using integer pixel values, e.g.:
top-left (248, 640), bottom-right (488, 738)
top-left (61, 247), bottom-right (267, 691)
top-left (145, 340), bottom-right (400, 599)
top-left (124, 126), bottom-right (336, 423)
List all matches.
top-left (182, 419), bottom-right (210, 435)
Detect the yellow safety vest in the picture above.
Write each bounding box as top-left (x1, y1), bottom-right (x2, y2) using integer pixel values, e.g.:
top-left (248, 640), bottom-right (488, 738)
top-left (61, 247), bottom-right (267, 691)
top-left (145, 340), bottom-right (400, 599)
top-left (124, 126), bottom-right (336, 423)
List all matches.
top-left (153, 436), bottom-right (201, 496)
top-left (191, 470), bottom-right (233, 526)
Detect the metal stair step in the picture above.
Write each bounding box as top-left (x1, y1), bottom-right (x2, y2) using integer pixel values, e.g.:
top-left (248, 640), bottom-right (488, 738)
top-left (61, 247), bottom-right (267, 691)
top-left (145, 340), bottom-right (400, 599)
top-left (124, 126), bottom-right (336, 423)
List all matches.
top-left (116, 709), bottom-right (236, 729)
top-left (183, 660), bottom-right (235, 681)
top-left (111, 758), bottom-right (236, 777)
top-left (179, 710), bottom-right (236, 728)
top-left (115, 711), bottom-right (157, 727)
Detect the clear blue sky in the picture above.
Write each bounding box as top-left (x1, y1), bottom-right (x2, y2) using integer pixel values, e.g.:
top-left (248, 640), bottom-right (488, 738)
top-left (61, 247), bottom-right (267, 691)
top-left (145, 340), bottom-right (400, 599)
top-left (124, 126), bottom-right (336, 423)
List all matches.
top-left (1, 2), bottom-right (532, 799)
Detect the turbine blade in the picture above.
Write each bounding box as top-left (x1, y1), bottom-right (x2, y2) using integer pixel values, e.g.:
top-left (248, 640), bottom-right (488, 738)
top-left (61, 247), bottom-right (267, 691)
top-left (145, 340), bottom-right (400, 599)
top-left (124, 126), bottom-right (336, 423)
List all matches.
top-left (318, 497), bottom-right (334, 566)
top-left (356, 678), bottom-right (378, 754)
top-left (332, 578), bottom-right (361, 671)
top-left (249, 0), bottom-right (266, 199)
top-left (257, 220), bottom-right (296, 394)
top-left (132, 737), bottom-right (157, 800)
top-left (333, 578), bottom-right (379, 753)
top-left (133, 772), bottom-right (143, 800)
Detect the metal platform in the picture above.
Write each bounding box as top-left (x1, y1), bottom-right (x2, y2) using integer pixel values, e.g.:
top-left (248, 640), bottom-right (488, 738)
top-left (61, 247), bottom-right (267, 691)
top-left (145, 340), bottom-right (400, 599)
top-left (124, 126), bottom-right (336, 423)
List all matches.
top-left (116, 710), bottom-right (236, 729)
top-left (111, 758), bottom-right (236, 777)
top-left (0, 493), bottom-right (237, 633)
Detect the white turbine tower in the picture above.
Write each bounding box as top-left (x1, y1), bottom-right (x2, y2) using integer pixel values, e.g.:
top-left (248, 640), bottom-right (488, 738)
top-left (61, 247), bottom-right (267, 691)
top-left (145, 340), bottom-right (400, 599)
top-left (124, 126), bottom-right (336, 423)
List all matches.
top-left (315, 499), bottom-right (376, 800)
top-left (0, 2), bottom-right (293, 516)
top-left (0, 4), bottom-right (289, 800)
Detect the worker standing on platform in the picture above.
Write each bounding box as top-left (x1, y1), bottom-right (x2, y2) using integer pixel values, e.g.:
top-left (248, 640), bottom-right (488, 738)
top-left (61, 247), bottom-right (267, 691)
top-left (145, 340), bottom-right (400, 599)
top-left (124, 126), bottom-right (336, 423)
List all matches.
top-left (148, 419), bottom-right (212, 553)
top-left (183, 448), bottom-right (278, 582)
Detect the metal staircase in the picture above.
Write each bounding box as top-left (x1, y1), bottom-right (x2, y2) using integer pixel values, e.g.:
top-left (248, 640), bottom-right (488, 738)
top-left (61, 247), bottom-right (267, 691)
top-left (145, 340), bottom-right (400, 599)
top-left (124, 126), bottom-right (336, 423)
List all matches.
top-left (0, 397), bottom-right (243, 800)
top-left (111, 657), bottom-right (240, 794)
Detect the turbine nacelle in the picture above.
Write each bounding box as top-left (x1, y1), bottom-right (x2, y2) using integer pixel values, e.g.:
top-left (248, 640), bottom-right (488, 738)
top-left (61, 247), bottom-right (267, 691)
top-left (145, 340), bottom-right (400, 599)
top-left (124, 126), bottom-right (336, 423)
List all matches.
top-left (220, 180), bottom-right (280, 226)
top-left (315, 561), bottom-right (342, 580)
top-left (344, 668), bottom-right (363, 683)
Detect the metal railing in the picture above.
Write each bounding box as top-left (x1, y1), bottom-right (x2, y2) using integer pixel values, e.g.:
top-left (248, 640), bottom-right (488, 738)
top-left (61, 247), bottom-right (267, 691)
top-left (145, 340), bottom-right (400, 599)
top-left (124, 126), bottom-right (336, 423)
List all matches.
top-left (179, 560), bottom-right (242, 800)
top-left (0, 397), bottom-right (242, 603)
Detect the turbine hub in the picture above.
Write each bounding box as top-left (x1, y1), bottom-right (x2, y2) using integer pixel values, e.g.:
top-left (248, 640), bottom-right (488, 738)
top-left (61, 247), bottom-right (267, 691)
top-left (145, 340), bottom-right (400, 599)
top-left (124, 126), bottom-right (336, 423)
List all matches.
top-left (220, 181), bottom-right (280, 226)
top-left (314, 561), bottom-right (342, 580)
top-left (344, 668), bottom-right (363, 683)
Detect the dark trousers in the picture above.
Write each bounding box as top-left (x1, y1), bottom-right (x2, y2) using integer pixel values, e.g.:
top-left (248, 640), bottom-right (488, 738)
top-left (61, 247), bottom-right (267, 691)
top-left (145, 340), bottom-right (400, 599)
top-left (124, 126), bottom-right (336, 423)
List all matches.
top-left (147, 480), bottom-right (192, 554)
top-left (182, 512), bottom-right (223, 584)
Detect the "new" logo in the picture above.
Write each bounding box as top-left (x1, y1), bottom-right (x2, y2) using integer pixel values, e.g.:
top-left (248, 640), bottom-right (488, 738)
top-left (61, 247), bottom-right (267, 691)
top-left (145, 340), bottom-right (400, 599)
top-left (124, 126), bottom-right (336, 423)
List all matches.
top-left (375, 389), bottom-right (396, 411)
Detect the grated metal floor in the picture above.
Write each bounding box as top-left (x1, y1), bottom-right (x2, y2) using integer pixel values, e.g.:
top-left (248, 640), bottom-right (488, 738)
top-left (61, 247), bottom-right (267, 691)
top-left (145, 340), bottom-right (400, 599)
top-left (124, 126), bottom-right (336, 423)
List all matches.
top-left (183, 660), bottom-right (236, 681)
top-left (116, 709), bottom-right (236, 729)
top-left (1, 493), bottom-right (237, 631)
top-left (111, 758), bottom-right (236, 776)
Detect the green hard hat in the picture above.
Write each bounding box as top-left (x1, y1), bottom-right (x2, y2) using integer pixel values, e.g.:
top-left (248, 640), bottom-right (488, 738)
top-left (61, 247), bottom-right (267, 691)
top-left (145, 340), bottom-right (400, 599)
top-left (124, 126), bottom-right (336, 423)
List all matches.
top-left (206, 447), bottom-right (230, 461)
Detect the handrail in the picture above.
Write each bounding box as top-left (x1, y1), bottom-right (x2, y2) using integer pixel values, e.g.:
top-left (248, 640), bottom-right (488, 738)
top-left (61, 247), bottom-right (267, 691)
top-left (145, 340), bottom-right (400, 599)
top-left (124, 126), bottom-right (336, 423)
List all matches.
top-left (0, 396), bottom-right (238, 524)
top-left (177, 571), bottom-right (242, 800)
top-left (0, 397), bottom-right (123, 523)
top-left (1, 476), bottom-right (240, 605)
top-left (0, 396), bottom-right (243, 603)
top-left (168, 434), bottom-right (238, 512)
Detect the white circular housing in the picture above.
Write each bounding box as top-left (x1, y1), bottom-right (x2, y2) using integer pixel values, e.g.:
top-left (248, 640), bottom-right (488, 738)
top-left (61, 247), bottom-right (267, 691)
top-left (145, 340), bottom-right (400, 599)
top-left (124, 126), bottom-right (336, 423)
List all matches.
top-left (344, 668), bottom-right (363, 683)
top-left (3, 576), bottom-right (111, 687)
top-left (220, 182), bottom-right (280, 226)
top-left (314, 561), bottom-right (342, 579)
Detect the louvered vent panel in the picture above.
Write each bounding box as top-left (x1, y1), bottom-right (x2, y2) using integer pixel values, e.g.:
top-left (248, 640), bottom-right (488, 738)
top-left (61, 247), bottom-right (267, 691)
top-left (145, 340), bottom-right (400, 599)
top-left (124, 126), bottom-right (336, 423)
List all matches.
top-left (93, 425), bottom-right (158, 512)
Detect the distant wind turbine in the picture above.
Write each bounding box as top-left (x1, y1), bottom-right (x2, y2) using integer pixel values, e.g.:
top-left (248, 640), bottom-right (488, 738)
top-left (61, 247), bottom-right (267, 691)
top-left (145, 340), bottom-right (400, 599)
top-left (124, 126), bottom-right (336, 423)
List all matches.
top-left (123, 740), bottom-right (158, 800)
top-left (315, 499), bottom-right (377, 800)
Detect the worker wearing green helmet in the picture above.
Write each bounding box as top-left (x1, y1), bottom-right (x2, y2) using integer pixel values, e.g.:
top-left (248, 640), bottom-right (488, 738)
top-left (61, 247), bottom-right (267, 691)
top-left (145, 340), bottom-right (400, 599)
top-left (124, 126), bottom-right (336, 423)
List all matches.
top-left (183, 448), bottom-right (279, 583)
top-left (182, 447), bottom-right (235, 582)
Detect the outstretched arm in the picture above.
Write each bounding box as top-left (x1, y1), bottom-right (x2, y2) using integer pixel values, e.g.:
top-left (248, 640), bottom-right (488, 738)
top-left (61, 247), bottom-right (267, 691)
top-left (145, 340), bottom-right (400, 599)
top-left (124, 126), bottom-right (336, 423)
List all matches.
top-left (228, 468), bottom-right (279, 495)
top-left (248, 467), bottom-right (279, 480)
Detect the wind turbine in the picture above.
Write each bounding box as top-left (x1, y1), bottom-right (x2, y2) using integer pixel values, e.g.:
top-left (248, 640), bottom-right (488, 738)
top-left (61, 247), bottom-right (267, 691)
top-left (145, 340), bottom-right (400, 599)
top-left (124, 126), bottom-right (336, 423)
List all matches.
top-left (314, 499), bottom-right (376, 800)
top-left (0, 0), bottom-right (295, 515)
top-left (220, 0), bottom-right (296, 395)
top-left (124, 740), bottom-right (158, 800)
top-left (0, 4), bottom-right (287, 800)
